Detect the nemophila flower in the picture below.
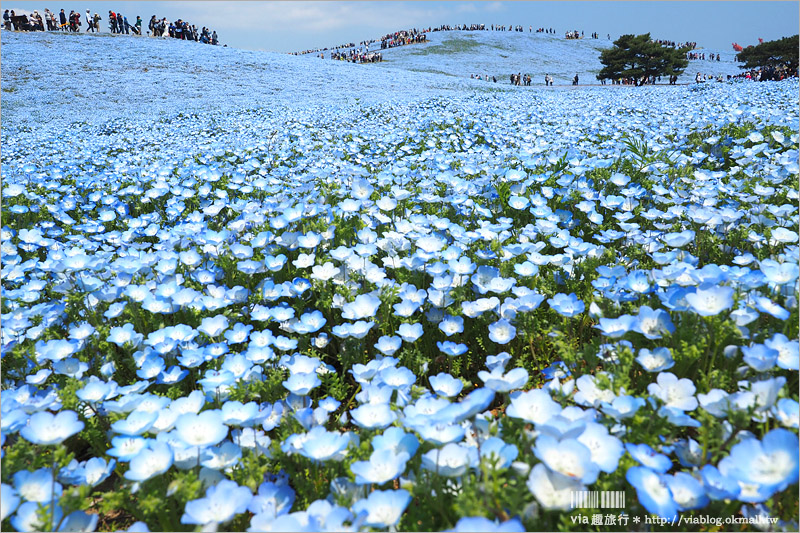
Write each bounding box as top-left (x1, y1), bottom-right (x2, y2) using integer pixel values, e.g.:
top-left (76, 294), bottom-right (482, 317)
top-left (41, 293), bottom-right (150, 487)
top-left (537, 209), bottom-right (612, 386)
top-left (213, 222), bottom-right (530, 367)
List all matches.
top-left (11, 501), bottom-right (63, 532)
top-left (374, 335), bottom-right (402, 356)
top-left (527, 463), bottom-right (585, 511)
top-left (198, 314), bottom-right (229, 338)
top-left (1, 483), bottom-right (20, 520)
top-left (659, 406), bottom-right (701, 427)
top-left (350, 403), bottom-right (397, 429)
top-left (430, 372), bottom-right (463, 397)
top-left (422, 443), bottom-right (479, 477)
top-left (397, 322), bottom-right (423, 342)
top-left (436, 340), bottom-right (468, 357)
top-left (507, 388), bottom-right (561, 425)
top-left (174, 410), bottom-right (229, 448)
top-left (634, 306), bottom-right (675, 339)
top-left (283, 372), bottom-right (322, 396)
top-left (449, 516), bottom-right (525, 532)
top-left (547, 292), bottom-right (585, 317)
top-left (626, 443), bottom-right (672, 473)
top-left (487, 318), bottom-right (516, 344)
top-left (752, 294), bottom-right (790, 320)
top-left (573, 374), bottom-right (616, 407)
top-left (413, 422), bottom-right (466, 446)
top-left (352, 489), bottom-right (410, 529)
top-left (647, 372), bottom-right (697, 411)
top-left (222, 401), bottom-right (259, 427)
top-left (350, 447), bottom-right (410, 485)
top-left (248, 480), bottom-right (295, 518)
top-left (764, 333), bottom-right (799, 370)
top-left (717, 429), bottom-right (799, 502)
top-left (741, 343), bottom-right (779, 372)
top-left (478, 367), bottom-right (528, 392)
top-left (595, 314), bottom-right (637, 338)
top-left (111, 410), bottom-right (159, 436)
top-left (378, 366), bottom-right (416, 389)
top-left (372, 426), bottom-right (419, 457)
top-left (577, 422), bottom-right (624, 473)
top-left (534, 435), bottom-right (599, 484)
top-left (181, 479), bottom-right (252, 526)
top-left (34, 338), bottom-right (79, 363)
top-left (297, 426), bottom-right (351, 462)
top-left (626, 467), bottom-right (678, 519)
top-left (341, 293), bottom-right (381, 320)
top-left (699, 464), bottom-right (741, 501)
top-left (13, 468), bottom-right (62, 503)
top-left (480, 437), bottom-right (519, 469)
top-left (685, 283), bottom-right (734, 316)
top-left (665, 471), bottom-right (709, 511)
top-left (774, 398), bottom-right (799, 429)
top-left (124, 441), bottom-right (173, 482)
top-left (636, 347), bottom-right (675, 372)
top-left (602, 395), bottom-right (645, 420)
top-left (20, 410), bottom-right (84, 445)
top-left (438, 314), bottom-right (464, 336)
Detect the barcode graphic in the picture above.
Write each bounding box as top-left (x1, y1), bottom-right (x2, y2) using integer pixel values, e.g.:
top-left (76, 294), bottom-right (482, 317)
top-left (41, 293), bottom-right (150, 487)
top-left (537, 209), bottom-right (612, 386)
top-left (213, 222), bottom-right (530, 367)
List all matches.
top-left (570, 491), bottom-right (625, 509)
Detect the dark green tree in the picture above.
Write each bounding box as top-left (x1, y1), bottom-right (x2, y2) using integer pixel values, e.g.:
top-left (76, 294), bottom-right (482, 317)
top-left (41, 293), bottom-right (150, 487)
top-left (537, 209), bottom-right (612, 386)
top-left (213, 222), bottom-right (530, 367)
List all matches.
top-left (736, 35), bottom-right (799, 70)
top-left (596, 33), bottom-right (690, 85)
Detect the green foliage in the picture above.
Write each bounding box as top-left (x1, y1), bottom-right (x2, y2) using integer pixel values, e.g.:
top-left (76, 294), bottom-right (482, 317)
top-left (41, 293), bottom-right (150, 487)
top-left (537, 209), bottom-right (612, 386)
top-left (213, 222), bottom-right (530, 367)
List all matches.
top-left (597, 33), bottom-right (690, 82)
top-left (736, 35), bottom-right (799, 70)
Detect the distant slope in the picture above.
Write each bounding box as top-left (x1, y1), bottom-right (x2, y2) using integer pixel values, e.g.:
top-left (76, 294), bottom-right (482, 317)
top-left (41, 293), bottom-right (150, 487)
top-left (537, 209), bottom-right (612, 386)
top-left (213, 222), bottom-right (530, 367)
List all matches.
top-left (364, 30), bottom-right (744, 84)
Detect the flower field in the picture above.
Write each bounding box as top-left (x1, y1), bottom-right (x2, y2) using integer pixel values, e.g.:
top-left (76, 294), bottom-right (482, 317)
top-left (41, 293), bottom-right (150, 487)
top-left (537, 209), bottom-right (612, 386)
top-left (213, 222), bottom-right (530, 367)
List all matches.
top-left (1, 30), bottom-right (798, 532)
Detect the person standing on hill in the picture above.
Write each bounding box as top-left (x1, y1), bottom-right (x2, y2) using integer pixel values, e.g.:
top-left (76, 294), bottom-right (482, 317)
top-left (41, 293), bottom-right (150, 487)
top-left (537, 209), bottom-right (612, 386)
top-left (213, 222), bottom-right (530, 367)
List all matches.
top-left (93, 13), bottom-right (101, 32)
top-left (573, 73), bottom-right (579, 85)
top-left (85, 10), bottom-right (93, 32)
top-left (108, 11), bottom-right (116, 33)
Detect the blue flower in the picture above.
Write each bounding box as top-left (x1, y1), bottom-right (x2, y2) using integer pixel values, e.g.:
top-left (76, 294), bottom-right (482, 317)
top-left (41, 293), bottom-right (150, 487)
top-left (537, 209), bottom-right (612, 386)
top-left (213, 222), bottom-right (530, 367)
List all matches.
top-left (717, 429), bottom-right (799, 502)
top-left (20, 410), bottom-right (84, 445)
top-left (488, 318), bottom-right (516, 344)
top-left (626, 466), bottom-right (678, 519)
top-left (685, 283), bottom-right (734, 316)
top-left (350, 448), bottom-right (410, 485)
top-left (480, 437), bottom-right (518, 469)
top-left (477, 367), bottom-right (528, 392)
top-left (547, 293), bottom-right (585, 317)
top-left (449, 516), bottom-right (525, 532)
top-left (351, 489), bottom-right (410, 528)
top-left (14, 468), bottom-right (62, 503)
top-left (429, 372), bottom-right (463, 397)
top-left (534, 435), bottom-right (599, 484)
top-left (626, 443), bottom-right (672, 473)
top-left (350, 403), bottom-right (397, 429)
top-left (1, 483), bottom-right (20, 520)
top-left (174, 410), bottom-right (229, 448)
top-left (181, 479), bottom-right (253, 525)
top-left (297, 426), bottom-right (351, 462)
top-left (124, 441), bottom-right (173, 482)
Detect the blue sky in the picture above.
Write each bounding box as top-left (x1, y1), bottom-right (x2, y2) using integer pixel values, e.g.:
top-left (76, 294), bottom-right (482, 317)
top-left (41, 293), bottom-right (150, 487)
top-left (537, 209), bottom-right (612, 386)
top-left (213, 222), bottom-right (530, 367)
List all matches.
top-left (6, 1), bottom-right (797, 53)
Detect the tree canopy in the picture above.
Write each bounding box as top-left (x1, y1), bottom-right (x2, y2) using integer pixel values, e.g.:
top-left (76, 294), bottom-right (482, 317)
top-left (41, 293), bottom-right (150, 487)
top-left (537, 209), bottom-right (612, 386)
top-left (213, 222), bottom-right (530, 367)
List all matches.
top-left (596, 33), bottom-right (689, 84)
top-left (736, 35), bottom-right (799, 70)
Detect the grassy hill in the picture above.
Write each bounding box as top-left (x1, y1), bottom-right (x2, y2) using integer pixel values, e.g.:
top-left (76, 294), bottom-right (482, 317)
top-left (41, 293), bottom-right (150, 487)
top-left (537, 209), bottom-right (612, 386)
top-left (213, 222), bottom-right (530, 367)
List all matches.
top-left (364, 30), bottom-right (744, 85)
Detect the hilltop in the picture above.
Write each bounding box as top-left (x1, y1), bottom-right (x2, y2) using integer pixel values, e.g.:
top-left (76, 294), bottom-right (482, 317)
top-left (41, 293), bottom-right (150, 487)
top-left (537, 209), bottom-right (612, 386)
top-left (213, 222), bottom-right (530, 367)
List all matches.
top-left (315, 29), bottom-right (744, 85)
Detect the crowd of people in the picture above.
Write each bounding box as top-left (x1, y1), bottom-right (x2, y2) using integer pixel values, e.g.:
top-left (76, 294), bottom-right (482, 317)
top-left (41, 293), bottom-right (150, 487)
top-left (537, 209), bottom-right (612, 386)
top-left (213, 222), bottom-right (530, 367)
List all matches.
top-left (535, 28), bottom-right (555, 33)
top-left (565, 30), bottom-right (583, 39)
top-left (652, 38), bottom-right (697, 49)
top-left (2, 7), bottom-right (219, 45)
top-left (328, 50), bottom-right (383, 63)
top-left (725, 65), bottom-right (797, 82)
top-left (510, 73), bottom-right (533, 85)
top-left (687, 51), bottom-right (720, 61)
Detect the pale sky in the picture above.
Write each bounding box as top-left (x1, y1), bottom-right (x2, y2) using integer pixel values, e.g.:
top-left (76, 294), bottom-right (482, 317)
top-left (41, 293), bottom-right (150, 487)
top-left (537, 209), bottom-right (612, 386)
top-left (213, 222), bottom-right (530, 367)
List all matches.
top-left (5, 1), bottom-right (798, 53)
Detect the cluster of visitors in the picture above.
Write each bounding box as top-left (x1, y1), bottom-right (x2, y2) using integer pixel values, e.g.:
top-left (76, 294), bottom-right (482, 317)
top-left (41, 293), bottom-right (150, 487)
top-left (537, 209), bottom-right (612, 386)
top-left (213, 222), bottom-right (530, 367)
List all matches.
top-left (378, 29), bottom-right (426, 49)
top-left (687, 51), bottom-right (720, 61)
top-left (535, 28), bottom-right (555, 33)
top-left (727, 66), bottom-right (797, 82)
top-left (565, 30), bottom-right (583, 39)
top-left (652, 39), bottom-right (697, 49)
top-left (470, 73), bottom-right (497, 82)
top-left (328, 50), bottom-right (383, 63)
top-left (2, 7), bottom-right (219, 44)
top-left (107, 11), bottom-right (139, 34)
top-left (147, 16), bottom-right (217, 44)
top-left (589, 32), bottom-right (600, 39)
top-left (510, 73), bottom-right (532, 85)
top-left (544, 74), bottom-right (554, 86)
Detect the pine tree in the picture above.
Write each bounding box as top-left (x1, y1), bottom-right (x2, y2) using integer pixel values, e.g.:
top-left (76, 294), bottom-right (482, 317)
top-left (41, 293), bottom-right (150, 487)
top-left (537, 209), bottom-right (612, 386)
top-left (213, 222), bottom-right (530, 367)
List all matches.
top-left (597, 33), bottom-right (689, 85)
